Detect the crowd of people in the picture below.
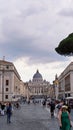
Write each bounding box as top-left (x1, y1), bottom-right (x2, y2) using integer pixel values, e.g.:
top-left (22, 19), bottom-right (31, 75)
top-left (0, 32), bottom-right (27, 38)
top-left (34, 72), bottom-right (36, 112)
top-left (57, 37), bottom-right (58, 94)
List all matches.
top-left (0, 99), bottom-right (72, 129)
top-left (47, 99), bottom-right (72, 130)
top-left (0, 101), bottom-right (21, 123)
top-left (0, 102), bottom-right (13, 123)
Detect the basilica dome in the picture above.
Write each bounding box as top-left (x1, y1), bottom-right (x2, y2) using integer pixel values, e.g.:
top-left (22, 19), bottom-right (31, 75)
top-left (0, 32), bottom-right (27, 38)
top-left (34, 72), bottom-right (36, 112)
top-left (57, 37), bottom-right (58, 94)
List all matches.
top-left (33, 70), bottom-right (42, 79)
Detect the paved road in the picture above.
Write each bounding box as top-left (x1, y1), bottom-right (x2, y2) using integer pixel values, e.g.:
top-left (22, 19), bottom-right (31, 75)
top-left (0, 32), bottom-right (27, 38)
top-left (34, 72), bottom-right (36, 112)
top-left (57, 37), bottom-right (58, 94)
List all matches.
top-left (46, 105), bottom-right (73, 129)
top-left (0, 103), bottom-right (73, 130)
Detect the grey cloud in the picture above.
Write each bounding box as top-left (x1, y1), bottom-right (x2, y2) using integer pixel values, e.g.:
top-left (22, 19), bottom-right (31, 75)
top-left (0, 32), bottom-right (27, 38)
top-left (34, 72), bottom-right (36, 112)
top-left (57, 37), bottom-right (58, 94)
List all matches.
top-left (0, 17), bottom-right (67, 64)
top-left (59, 8), bottom-right (73, 17)
top-left (21, 6), bottom-right (45, 18)
top-left (0, 0), bottom-right (71, 64)
top-left (0, 34), bottom-right (67, 64)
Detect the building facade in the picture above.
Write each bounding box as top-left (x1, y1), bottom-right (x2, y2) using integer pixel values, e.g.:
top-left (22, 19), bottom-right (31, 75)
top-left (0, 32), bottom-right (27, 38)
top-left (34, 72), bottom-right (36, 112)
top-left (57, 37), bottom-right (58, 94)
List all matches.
top-left (0, 60), bottom-right (21, 102)
top-left (58, 62), bottom-right (73, 99)
top-left (26, 70), bottom-right (50, 100)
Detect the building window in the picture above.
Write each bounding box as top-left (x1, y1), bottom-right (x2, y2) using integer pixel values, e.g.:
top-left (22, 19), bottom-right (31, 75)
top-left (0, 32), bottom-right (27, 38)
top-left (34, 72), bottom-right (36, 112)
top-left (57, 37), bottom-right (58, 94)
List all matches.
top-left (65, 75), bottom-right (70, 91)
top-left (6, 65), bottom-right (9, 69)
top-left (6, 80), bottom-right (9, 86)
top-left (68, 93), bottom-right (70, 97)
top-left (5, 95), bottom-right (8, 99)
top-left (6, 88), bottom-right (9, 91)
top-left (35, 88), bottom-right (36, 93)
top-left (16, 86), bottom-right (17, 89)
top-left (41, 88), bottom-right (43, 93)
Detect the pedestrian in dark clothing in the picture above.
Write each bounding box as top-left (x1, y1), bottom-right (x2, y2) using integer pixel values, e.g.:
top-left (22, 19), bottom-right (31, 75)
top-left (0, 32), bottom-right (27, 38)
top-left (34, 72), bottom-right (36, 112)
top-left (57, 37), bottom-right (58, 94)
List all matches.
top-left (49, 101), bottom-right (55, 117)
top-left (1, 103), bottom-right (5, 115)
top-left (42, 100), bottom-right (46, 107)
top-left (6, 103), bottom-right (12, 123)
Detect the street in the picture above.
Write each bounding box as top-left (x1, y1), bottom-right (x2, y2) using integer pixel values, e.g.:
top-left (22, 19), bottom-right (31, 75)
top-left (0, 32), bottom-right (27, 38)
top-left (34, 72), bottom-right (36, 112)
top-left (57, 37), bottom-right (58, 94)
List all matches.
top-left (0, 103), bottom-right (73, 130)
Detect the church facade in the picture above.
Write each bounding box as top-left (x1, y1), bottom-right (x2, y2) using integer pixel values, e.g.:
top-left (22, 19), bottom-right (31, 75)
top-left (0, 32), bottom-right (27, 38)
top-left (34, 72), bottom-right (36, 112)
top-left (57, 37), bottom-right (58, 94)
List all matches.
top-left (26, 70), bottom-right (50, 100)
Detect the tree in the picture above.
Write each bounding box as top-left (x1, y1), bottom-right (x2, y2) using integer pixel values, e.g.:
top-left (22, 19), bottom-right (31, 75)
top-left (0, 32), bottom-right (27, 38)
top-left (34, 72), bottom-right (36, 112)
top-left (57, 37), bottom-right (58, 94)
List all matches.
top-left (55, 33), bottom-right (73, 56)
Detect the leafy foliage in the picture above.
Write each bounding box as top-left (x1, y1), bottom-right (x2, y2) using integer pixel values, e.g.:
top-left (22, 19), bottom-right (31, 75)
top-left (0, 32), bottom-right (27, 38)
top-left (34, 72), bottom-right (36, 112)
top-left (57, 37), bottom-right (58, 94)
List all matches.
top-left (55, 33), bottom-right (73, 56)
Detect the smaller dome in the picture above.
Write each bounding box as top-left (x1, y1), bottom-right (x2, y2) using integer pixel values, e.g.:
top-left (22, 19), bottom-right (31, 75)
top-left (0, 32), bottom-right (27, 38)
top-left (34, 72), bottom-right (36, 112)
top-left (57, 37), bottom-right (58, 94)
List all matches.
top-left (33, 70), bottom-right (42, 79)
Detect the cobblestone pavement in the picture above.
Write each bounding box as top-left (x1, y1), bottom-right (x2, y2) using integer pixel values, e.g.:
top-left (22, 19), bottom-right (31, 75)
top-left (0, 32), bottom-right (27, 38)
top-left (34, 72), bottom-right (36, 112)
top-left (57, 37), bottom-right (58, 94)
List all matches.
top-left (0, 103), bottom-right (72, 130)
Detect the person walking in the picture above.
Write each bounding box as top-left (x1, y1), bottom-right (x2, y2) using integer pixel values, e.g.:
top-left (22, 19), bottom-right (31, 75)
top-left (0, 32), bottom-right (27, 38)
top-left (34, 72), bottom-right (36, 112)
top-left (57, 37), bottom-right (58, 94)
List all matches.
top-left (1, 102), bottom-right (5, 115)
top-left (6, 102), bottom-right (12, 123)
top-left (49, 101), bottom-right (55, 117)
top-left (58, 105), bottom-right (71, 130)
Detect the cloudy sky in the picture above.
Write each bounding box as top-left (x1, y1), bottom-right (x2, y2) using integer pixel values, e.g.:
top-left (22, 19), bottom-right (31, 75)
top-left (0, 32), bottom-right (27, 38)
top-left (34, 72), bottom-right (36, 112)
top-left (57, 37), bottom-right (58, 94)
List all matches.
top-left (0, 0), bottom-right (73, 83)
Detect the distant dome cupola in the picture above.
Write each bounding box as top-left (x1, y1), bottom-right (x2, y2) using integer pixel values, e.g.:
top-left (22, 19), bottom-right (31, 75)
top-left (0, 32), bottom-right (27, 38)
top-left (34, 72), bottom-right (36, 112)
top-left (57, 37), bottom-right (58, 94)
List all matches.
top-left (33, 70), bottom-right (42, 79)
